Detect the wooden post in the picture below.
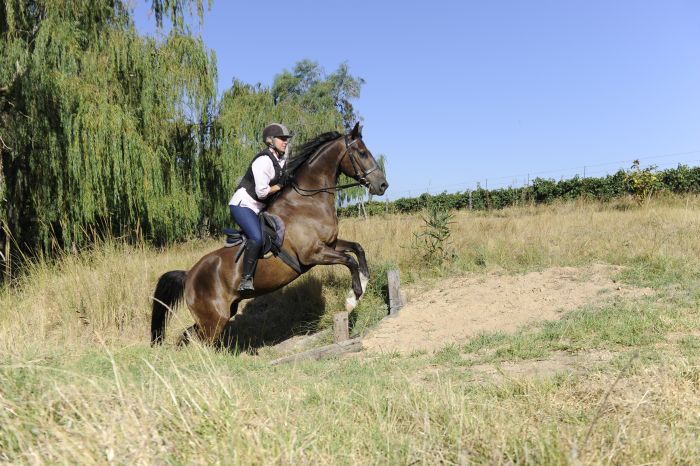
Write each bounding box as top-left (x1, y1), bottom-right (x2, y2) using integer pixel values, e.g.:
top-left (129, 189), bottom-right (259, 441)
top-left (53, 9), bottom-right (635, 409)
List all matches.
top-left (333, 312), bottom-right (349, 342)
top-left (388, 269), bottom-right (404, 316)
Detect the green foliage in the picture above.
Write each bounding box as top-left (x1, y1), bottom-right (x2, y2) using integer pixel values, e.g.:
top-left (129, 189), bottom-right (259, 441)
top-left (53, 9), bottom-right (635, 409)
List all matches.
top-left (624, 160), bottom-right (661, 204)
top-left (150, 0), bottom-right (210, 32)
top-left (658, 163), bottom-right (700, 192)
top-left (1, 0), bottom-right (217, 259)
top-left (271, 60), bottom-right (363, 131)
top-left (413, 203), bottom-right (455, 266)
top-left (530, 171), bottom-right (628, 203)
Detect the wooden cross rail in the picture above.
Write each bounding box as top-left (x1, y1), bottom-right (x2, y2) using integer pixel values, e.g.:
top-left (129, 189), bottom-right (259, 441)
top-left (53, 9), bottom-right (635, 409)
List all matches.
top-left (269, 338), bottom-right (362, 365)
top-left (269, 268), bottom-right (404, 365)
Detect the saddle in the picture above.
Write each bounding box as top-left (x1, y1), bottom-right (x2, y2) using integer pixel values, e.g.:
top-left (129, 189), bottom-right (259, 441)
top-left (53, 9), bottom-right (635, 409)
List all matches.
top-left (223, 212), bottom-right (303, 274)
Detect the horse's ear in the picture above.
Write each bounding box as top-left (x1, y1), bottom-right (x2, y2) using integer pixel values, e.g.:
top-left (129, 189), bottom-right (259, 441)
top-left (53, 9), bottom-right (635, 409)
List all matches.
top-left (351, 122), bottom-right (362, 139)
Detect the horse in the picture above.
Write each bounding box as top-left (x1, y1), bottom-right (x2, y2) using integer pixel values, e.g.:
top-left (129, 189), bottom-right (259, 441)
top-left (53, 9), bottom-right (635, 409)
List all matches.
top-left (150, 122), bottom-right (389, 347)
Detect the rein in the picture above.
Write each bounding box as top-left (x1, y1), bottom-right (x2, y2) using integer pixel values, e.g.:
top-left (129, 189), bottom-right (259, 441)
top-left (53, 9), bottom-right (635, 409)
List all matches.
top-left (291, 180), bottom-right (363, 196)
top-left (290, 134), bottom-right (378, 196)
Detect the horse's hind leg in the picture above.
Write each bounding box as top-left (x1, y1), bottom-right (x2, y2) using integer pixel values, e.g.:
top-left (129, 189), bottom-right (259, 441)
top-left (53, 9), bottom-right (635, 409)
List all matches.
top-left (189, 300), bottom-right (230, 345)
top-left (177, 301), bottom-right (232, 347)
top-left (185, 255), bottom-right (235, 346)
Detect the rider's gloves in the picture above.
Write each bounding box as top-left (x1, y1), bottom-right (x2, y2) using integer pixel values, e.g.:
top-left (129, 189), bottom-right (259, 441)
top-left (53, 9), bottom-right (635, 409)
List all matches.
top-left (278, 170), bottom-right (293, 186)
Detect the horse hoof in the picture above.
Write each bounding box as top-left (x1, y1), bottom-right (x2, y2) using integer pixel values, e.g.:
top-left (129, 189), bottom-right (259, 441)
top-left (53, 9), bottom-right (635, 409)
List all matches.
top-left (345, 291), bottom-right (358, 311)
top-left (360, 272), bottom-right (369, 294)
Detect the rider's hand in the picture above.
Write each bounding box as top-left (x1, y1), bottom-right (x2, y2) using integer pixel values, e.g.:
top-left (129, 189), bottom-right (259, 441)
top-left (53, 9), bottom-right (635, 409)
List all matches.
top-left (269, 184), bottom-right (282, 194)
top-left (278, 170), bottom-right (292, 186)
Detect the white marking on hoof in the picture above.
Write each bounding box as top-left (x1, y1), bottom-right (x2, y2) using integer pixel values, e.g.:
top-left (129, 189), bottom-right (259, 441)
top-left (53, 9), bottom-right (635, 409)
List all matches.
top-left (345, 290), bottom-right (358, 311)
top-left (360, 273), bottom-right (369, 294)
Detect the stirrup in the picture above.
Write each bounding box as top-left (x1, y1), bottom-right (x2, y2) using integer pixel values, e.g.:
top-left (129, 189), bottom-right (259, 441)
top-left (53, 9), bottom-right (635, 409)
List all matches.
top-left (238, 276), bottom-right (254, 292)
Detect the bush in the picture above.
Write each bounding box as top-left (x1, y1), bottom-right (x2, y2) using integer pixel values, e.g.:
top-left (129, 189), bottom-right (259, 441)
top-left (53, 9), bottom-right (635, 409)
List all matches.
top-left (624, 160), bottom-right (661, 204)
top-left (412, 204), bottom-right (455, 266)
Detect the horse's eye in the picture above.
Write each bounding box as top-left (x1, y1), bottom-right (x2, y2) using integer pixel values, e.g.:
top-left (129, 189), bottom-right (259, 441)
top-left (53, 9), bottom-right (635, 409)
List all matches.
top-left (358, 150), bottom-right (368, 158)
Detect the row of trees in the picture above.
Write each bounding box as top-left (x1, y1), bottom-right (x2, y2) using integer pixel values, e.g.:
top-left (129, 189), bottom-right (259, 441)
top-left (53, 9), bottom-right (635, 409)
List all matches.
top-left (1, 0), bottom-right (369, 282)
top-left (338, 163), bottom-right (700, 217)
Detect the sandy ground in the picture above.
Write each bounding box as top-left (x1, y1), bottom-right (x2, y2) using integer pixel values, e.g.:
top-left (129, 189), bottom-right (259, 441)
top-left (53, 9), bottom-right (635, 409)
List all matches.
top-left (361, 264), bottom-right (652, 355)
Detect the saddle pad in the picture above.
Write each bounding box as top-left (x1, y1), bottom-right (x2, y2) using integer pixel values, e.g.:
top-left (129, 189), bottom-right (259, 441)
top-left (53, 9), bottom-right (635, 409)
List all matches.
top-left (222, 212), bottom-right (285, 252)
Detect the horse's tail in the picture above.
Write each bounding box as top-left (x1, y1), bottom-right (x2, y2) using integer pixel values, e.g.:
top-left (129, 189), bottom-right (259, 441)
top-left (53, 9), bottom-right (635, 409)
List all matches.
top-left (150, 270), bottom-right (187, 346)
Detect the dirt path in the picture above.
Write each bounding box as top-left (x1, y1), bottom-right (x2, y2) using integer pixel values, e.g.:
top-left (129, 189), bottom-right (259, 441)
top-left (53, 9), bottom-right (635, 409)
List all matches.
top-left (361, 264), bottom-right (652, 354)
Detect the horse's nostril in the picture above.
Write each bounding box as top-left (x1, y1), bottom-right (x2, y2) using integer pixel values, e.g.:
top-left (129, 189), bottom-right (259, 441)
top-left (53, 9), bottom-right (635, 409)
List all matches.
top-left (380, 182), bottom-right (389, 191)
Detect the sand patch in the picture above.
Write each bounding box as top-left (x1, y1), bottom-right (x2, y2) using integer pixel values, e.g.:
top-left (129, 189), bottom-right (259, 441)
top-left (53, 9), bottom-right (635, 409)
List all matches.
top-left (361, 264), bottom-right (652, 354)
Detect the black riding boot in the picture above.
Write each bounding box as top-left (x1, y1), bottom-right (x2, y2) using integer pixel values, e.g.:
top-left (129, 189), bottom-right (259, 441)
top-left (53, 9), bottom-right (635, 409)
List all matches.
top-left (238, 239), bottom-right (261, 292)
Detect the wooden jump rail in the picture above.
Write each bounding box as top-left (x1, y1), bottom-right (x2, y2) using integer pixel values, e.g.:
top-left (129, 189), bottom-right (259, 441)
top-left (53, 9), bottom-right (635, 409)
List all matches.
top-left (270, 269), bottom-right (404, 365)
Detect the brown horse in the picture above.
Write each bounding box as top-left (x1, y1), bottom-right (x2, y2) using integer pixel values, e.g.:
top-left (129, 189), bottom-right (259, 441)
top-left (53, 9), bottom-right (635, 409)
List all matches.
top-left (151, 123), bottom-right (388, 347)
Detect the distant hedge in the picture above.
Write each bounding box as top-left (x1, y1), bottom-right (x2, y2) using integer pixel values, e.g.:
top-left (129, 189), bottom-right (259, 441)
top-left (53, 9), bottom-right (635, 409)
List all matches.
top-left (338, 164), bottom-right (700, 217)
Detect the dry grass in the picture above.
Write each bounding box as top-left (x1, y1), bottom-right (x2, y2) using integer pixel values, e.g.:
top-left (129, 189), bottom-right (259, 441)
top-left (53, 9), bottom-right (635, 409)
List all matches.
top-left (341, 194), bottom-right (700, 277)
top-left (0, 194), bottom-right (699, 464)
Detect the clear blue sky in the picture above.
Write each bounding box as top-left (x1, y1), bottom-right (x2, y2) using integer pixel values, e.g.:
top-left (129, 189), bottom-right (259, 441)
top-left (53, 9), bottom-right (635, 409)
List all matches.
top-left (133, 0), bottom-right (700, 199)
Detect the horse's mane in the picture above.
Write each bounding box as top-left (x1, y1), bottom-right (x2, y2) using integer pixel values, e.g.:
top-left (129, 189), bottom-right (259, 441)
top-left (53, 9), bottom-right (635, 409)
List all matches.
top-left (285, 131), bottom-right (342, 176)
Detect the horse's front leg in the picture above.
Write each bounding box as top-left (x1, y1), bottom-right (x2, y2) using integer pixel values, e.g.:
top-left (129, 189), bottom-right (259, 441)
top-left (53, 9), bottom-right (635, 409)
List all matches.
top-left (334, 239), bottom-right (369, 294)
top-left (304, 244), bottom-right (363, 311)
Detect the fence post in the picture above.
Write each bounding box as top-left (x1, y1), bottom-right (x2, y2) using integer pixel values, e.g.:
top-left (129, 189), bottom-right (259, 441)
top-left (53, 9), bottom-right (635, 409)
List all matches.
top-left (333, 312), bottom-right (349, 342)
top-left (387, 269), bottom-right (404, 316)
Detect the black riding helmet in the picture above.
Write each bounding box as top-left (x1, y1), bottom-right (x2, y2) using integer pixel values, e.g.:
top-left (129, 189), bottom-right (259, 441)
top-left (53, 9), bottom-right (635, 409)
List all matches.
top-left (263, 123), bottom-right (292, 145)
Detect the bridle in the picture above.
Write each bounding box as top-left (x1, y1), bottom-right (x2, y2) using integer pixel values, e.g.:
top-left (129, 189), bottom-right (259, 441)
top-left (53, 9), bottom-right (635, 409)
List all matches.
top-left (291, 133), bottom-right (380, 196)
top-left (342, 134), bottom-right (380, 186)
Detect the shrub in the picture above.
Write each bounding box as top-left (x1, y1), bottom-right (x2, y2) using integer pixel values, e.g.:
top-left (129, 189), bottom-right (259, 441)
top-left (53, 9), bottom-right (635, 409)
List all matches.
top-left (624, 160), bottom-right (661, 204)
top-left (412, 204), bottom-right (455, 266)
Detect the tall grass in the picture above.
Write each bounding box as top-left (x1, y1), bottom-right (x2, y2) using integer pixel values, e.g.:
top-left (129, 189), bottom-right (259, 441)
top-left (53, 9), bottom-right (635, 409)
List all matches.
top-left (1, 195), bottom-right (699, 464)
top-left (342, 194), bottom-right (700, 282)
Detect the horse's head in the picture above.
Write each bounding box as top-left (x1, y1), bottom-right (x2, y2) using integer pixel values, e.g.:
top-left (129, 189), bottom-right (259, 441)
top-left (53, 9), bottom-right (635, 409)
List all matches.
top-left (339, 123), bottom-right (389, 195)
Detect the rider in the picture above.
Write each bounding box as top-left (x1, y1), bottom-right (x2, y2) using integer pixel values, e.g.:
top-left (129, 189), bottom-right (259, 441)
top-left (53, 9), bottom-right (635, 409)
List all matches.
top-left (229, 123), bottom-right (292, 292)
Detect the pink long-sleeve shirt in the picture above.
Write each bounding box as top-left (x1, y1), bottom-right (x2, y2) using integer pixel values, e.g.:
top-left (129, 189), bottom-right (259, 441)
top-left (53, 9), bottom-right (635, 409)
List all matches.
top-left (229, 150), bottom-right (287, 214)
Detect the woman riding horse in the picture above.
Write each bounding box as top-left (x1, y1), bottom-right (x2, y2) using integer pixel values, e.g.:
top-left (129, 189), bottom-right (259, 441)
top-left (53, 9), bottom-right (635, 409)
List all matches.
top-left (151, 123), bottom-right (388, 347)
top-left (229, 123), bottom-right (292, 292)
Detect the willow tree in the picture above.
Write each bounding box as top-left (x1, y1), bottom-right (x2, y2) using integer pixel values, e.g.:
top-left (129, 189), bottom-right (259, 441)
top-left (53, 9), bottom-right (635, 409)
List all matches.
top-left (0, 0), bottom-right (216, 279)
